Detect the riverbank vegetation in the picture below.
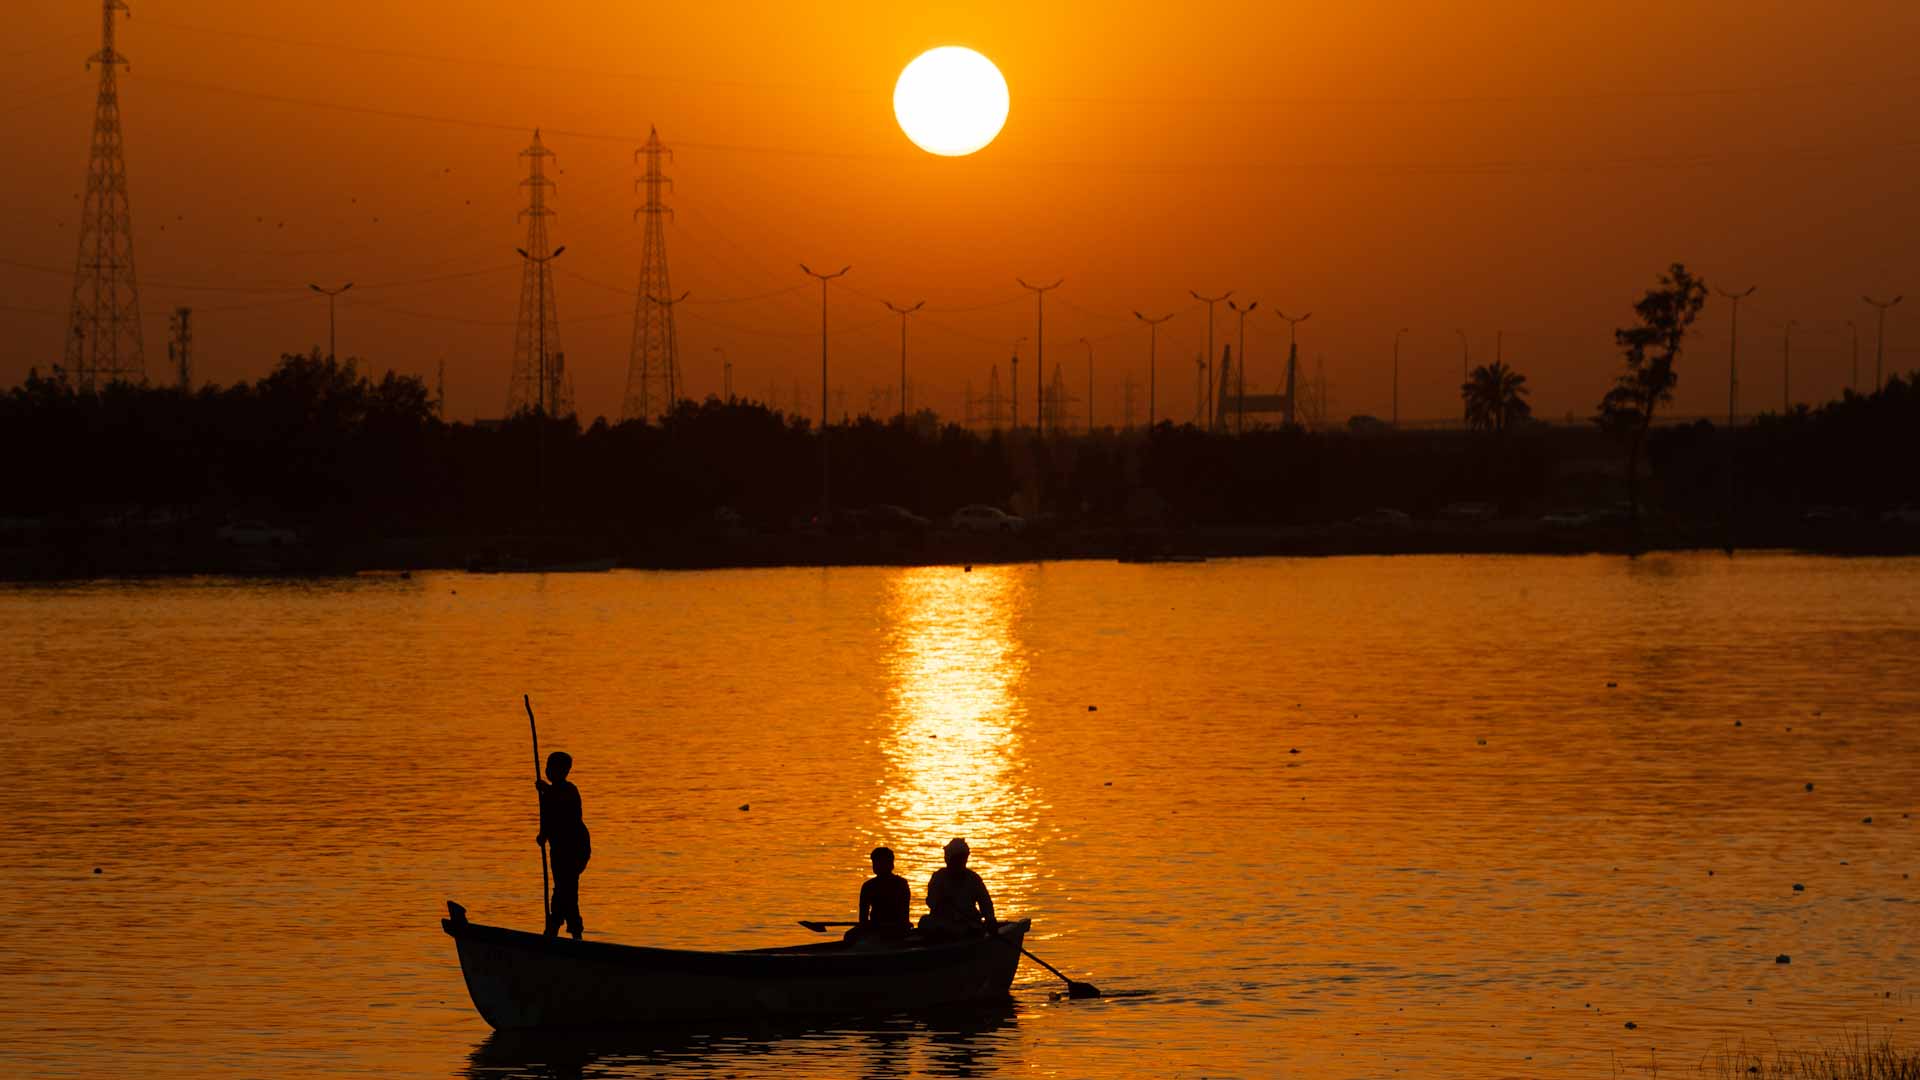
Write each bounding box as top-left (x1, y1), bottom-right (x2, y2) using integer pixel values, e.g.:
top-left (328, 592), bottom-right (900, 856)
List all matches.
top-left (2, 350), bottom-right (1916, 573)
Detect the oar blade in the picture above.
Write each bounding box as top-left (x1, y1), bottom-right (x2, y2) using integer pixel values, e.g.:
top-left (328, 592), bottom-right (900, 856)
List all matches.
top-left (1066, 981), bottom-right (1102, 999)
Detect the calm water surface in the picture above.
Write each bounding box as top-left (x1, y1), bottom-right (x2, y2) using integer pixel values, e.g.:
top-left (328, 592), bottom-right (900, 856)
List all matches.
top-left (1, 554), bottom-right (1916, 1078)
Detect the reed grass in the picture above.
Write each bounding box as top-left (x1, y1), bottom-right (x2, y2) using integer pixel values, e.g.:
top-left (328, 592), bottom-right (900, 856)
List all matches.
top-left (1714, 1034), bottom-right (1920, 1079)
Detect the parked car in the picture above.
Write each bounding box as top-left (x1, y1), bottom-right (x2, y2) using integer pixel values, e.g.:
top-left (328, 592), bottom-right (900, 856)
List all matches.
top-left (216, 520), bottom-right (298, 547)
top-left (1439, 501), bottom-right (1498, 522)
top-left (1351, 508), bottom-right (1413, 531)
top-left (950, 505), bottom-right (1026, 534)
top-left (1540, 510), bottom-right (1591, 530)
top-left (861, 504), bottom-right (931, 535)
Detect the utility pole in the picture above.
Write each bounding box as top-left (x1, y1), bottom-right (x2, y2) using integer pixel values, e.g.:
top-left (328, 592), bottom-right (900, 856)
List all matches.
top-left (1715, 286), bottom-right (1754, 556)
top-left (1715, 286), bottom-right (1756, 427)
top-left (1018, 277), bottom-right (1062, 434)
top-left (1455, 328), bottom-right (1470, 426)
top-left (435, 358), bottom-right (445, 420)
top-left (714, 346), bottom-right (731, 401)
top-left (1782, 320), bottom-right (1797, 414)
top-left (883, 299), bottom-right (925, 426)
top-left (1009, 337), bottom-right (1026, 430)
top-left (1276, 310), bottom-right (1311, 427)
top-left (1229, 299), bottom-right (1258, 434)
top-left (1847, 321), bottom-right (1859, 392)
top-left (802, 263), bottom-right (850, 519)
top-left (1864, 294), bottom-right (1903, 393)
top-left (517, 246), bottom-right (566, 416)
top-left (309, 282), bottom-right (352, 361)
top-left (167, 307), bottom-right (192, 391)
top-left (1080, 337), bottom-right (1094, 434)
top-left (1392, 327), bottom-right (1409, 427)
top-left (1190, 289), bottom-right (1233, 430)
top-left (1133, 311), bottom-right (1173, 429)
top-left (67, 0), bottom-right (144, 391)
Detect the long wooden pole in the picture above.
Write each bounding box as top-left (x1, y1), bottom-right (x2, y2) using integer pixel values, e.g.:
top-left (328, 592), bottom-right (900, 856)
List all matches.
top-left (525, 694), bottom-right (550, 923)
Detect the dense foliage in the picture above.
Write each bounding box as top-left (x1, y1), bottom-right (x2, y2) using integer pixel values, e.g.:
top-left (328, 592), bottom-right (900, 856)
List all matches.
top-left (3, 351), bottom-right (1916, 545)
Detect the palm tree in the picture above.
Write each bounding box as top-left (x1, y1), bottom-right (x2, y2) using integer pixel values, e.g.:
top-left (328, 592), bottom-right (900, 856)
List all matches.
top-left (1461, 360), bottom-right (1532, 433)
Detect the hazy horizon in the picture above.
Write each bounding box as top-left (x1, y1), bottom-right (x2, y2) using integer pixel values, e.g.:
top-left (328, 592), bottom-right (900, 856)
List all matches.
top-left (5, 0), bottom-right (1917, 425)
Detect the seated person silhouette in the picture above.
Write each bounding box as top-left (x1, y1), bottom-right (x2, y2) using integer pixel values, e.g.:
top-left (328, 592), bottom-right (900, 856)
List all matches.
top-left (844, 845), bottom-right (913, 943)
top-left (918, 837), bottom-right (998, 939)
top-left (535, 751), bottom-right (591, 940)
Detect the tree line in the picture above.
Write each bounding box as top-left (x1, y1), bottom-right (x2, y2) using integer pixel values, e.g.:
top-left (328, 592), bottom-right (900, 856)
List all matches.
top-left (3, 300), bottom-right (1915, 548)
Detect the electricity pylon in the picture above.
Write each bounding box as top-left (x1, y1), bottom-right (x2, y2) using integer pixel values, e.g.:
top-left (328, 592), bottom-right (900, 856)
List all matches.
top-left (166, 307), bottom-right (191, 391)
top-left (66, 0), bottom-right (144, 390)
top-left (506, 130), bottom-right (570, 417)
top-left (624, 126), bottom-right (680, 423)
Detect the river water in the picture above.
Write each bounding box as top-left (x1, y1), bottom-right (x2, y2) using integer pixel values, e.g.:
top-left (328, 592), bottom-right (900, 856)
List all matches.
top-left (0, 554), bottom-right (1915, 1078)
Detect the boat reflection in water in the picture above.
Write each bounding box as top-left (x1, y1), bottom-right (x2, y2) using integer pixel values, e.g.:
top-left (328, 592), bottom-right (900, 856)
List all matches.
top-left (878, 566), bottom-right (1044, 912)
top-left (462, 1002), bottom-right (1019, 1080)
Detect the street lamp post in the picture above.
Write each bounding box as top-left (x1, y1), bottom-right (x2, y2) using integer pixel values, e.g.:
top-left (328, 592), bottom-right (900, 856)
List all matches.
top-left (1454, 328), bottom-right (1471, 425)
top-left (1392, 327), bottom-right (1409, 427)
top-left (883, 299), bottom-right (925, 426)
top-left (1079, 337), bottom-right (1094, 434)
top-left (1018, 278), bottom-right (1063, 434)
top-left (1190, 290), bottom-right (1233, 430)
top-left (1715, 286), bottom-right (1756, 428)
top-left (1009, 337), bottom-right (1026, 431)
top-left (1847, 321), bottom-right (1859, 392)
top-left (1782, 319), bottom-right (1797, 414)
top-left (1864, 294), bottom-right (1904, 393)
top-left (1132, 312), bottom-right (1172, 430)
top-left (1228, 299), bottom-right (1258, 434)
top-left (1276, 310), bottom-right (1311, 428)
top-left (308, 282), bottom-right (353, 362)
top-left (515, 246), bottom-right (566, 415)
top-left (801, 263), bottom-right (851, 518)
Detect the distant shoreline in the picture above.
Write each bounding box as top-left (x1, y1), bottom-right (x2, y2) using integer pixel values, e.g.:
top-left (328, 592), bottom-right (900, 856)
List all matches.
top-left (5, 519), bottom-right (1916, 582)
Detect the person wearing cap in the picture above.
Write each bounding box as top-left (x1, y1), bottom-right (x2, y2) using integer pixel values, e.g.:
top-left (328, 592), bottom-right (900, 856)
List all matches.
top-left (845, 845), bottom-right (913, 943)
top-left (919, 837), bottom-right (998, 938)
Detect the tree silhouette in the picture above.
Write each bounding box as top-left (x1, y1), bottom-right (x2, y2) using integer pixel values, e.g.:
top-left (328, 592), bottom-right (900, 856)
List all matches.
top-left (1599, 263), bottom-right (1708, 542)
top-left (1461, 360), bottom-right (1532, 433)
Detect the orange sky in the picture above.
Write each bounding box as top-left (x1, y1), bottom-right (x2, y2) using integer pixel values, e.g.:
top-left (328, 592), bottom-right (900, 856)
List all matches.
top-left (4, 1), bottom-right (1917, 426)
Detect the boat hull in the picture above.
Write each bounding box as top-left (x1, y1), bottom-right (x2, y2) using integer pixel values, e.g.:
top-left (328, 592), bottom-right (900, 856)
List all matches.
top-left (443, 906), bottom-right (1028, 1030)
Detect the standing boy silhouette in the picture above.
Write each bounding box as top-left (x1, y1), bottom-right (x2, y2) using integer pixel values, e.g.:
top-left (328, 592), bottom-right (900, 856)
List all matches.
top-left (535, 751), bottom-right (591, 939)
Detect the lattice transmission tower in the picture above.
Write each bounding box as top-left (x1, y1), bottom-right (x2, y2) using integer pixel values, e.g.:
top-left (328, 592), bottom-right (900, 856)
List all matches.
top-left (623, 126), bottom-right (680, 423)
top-left (506, 130), bottom-right (571, 418)
top-left (66, 0), bottom-right (144, 390)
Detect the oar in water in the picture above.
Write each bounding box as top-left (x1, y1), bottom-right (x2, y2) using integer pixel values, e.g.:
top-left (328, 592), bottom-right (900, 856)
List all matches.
top-left (796, 920), bottom-right (1102, 999)
top-left (524, 694), bottom-right (550, 927)
top-left (1008, 939), bottom-right (1102, 999)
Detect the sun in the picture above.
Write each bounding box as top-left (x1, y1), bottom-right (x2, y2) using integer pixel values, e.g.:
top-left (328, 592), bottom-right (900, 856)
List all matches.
top-left (893, 47), bottom-right (1010, 157)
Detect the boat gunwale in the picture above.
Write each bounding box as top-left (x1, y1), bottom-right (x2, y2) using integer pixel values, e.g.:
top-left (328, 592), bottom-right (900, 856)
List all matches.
top-left (443, 912), bottom-right (1031, 979)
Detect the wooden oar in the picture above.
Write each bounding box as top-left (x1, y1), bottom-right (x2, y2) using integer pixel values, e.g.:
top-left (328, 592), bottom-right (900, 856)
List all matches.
top-left (1008, 939), bottom-right (1102, 999)
top-left (797, 919), bottom-right (1102, 998)
top-left (525, 694), bottom-right (550, 927)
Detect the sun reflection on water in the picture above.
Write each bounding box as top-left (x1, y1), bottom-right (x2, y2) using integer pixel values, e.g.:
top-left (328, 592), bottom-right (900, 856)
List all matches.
top-left (877, 566), bottom-right (1043, 908)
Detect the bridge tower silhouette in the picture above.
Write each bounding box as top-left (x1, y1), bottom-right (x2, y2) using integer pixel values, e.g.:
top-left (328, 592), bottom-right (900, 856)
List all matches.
top-left (66, 0), bottom-right (144, 390)
top-left (623, 127), bottom-right (680, 422)
top-left (506, 130), bottom-right (571, 418)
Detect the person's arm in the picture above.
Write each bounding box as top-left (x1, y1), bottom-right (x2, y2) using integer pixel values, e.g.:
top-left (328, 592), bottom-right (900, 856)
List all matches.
top-left (975, 874), bottom-right (998, 931)
top-left (857, 880), bottom-right (874, 924)
top-left (534, 784), bottom-right (549, 845)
